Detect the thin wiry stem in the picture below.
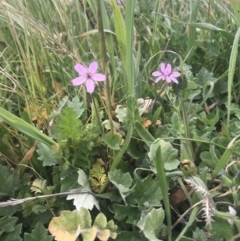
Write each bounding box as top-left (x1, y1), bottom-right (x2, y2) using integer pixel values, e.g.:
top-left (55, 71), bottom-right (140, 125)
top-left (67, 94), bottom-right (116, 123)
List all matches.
top-left (0, 190), bottom-right (111, 207)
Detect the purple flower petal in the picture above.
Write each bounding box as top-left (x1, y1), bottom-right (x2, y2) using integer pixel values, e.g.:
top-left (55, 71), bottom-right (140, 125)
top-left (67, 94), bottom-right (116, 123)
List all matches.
top-left (170, 71), bottom-right (181, 77)
top-left (92, 73), bottom-right (106, 81)
top-left (85, 78), bottom-right (95, 93)
top-left (160, 63), bottom-right (166, 74)
top-left (88, 62), bottom-right (98, 74)
top-left (166, 76), bottom-right (172, 83)
top-left (74, 63), bottom-right (87, 75)
top-left (165, 64), bottom-right (172, 75)
top-left (152, 63), bottom-right (181, 85)
top-left (155, 76), bottom-right (165, 83)
top-left (71, 76), bottom-right (87, 86)
top-left (152, 71), bottom-right (161, 77)
top-left (71, 61), bottom-right (106, 93)
top-left (170, 77), bottom-right (179, 84)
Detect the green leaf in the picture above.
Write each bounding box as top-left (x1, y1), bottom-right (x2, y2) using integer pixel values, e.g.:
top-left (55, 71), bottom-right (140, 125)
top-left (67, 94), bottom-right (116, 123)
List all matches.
top-left (200, 150), bottom-right (219, 169)
top-left (0, 206), bottom-right (21, 217)
top-left (137, 208), bottom-right (165, 241)
top-left (134, 120), bottom-right (155, 146)
top-left (192, 227), bottom-right (208, 241)
top-left (211, 216), bottom-right (235, 240)
top-left (0, 216), bottom-right (18, 235)
top-left (1, 224), bottom-right (22, 241)
top-left (108, 169), bottom-right (132, 202)
top-left (148, 139), bottom-right (179, 171)
top-left (36, 143), bottom-right (58, 166)
top-left (113, 204), bottom-right (141, 225)
top-left (94, 213), bottom-right (107, 229)
top-left (115, 231), bottom-right (147, 241)
top-left (60, 169), bottom-right (79, 192)
top-left (0, 164), bottom-right (18, 197)
top-left (54, 107), bottom-right (81, 140)
top-left (67, 169), bottom-right (99, 210)
top-left (49, 209), bottom-right (91, 241)
top-left (230, 0), bottom-right (240, 25)
top-left (198, 108), bottom-right (219, 127)
top-left (67, 96), bottom-right (84, 118)
top-left (102, 133), bottom-right (121, 150)
top-left (127, 175), bottom-right (162, 207)
top-left (115, 105), bottom-right (127, 122)
top-left (24, 222), bottom-right (52, 241)
top-left (0, 107), bottom-right (55, 147)
top-left (109, 0), bottom-right (126, 71)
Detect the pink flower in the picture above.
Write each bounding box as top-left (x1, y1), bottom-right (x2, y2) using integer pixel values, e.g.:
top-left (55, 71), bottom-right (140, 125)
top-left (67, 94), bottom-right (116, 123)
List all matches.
top-left (71, 62), bottom-right (106, 93)
top-left (152, 63), bottom-right (181, 84)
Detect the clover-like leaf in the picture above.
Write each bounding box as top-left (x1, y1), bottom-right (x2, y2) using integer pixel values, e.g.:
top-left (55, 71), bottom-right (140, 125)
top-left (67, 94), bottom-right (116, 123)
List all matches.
top-left (48, 209), bottom-right (91, 241)
top-left (126, 175), bottom-right (162, 207)
top-left (137, 207), bottom-right (165, 241)
top-left (37, 143), bottom-right (58, 166)
top-left (67, 96), bottom-right (84, 118)
top-left (148, 139), bottom-right (179, 171)
top-left (108, 169), bottom-right (132, 202)
top-left (102, 133), bottom-right (121, 150)
top-left (94, 213), bottom-right (107, 229)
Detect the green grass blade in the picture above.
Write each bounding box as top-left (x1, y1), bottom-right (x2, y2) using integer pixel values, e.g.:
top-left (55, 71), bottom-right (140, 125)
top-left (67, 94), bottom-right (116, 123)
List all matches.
top-left (227, 27), bottom-right (240, 129)
top-left (186, 0), bottom-right (200, 63)
top-left (211, 135), bottom-right (240, 181)
top-left (155, 146), bottom-right (172, 241)
top-left (110, 0), bottom-right (127, 75)
top-left (0, 107), bottom-right (56, 147)
top-left (125, 0), bottom-right (135, 96)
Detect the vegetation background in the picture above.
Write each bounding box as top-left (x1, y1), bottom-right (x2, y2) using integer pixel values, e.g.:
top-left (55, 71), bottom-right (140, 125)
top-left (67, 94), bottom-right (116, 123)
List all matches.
top-left (1, 0), bottom-right (240, 240)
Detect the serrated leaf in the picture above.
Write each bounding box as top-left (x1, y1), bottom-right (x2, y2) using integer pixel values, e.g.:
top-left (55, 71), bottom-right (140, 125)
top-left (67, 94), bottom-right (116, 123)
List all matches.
top-left (97, 229), bottom-right (110, 241)
top-left (108, 169), bottom-right (132, 202)
top-left (49, 96), bottom-right (68, 119)
top-left (54, 107), bottom-right (81, 140)
top-left (137, 208), bottom-right (164, 241)
top-left (67, 191), bottom-right (99, 211)
top-left (107, 220), bottom-right (118, 231)
top-left (1, 224), bottom-right (22, 241)
top-left (90, 163), bottom-right (107, 192)
top-left (67, 169), bottom-right (99, 210)
top-left (60, 170), bottom-right (79, 192)
top-left (0, 164), bottom-right (18, 197)
top-left (67, 96), bottom-right (84, 118)
top-left (81, 226), bottom-right (98, 241)
top-left (37, 143), bottom-right (58, 166)
top-left (0, 216), bottom-right (18, 235)
top-left (94, 213), bottom-right (107, 229)
top-left (126, 175), bottom-right (162, 207)
top-left (113, 204), bottom-right (141, 225)
top-left (24, 222), bottom-right (52, 241)
top-left (148, 139), bottom-right (179, 171)
top-left (77, 169), bottom-right (90, 187)
top-left (48, 209), bottom-right (91, 241)
top-left (31, 179), bottom-right (47, 193)
top-left (192, 227), bottom-right (208, 241)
